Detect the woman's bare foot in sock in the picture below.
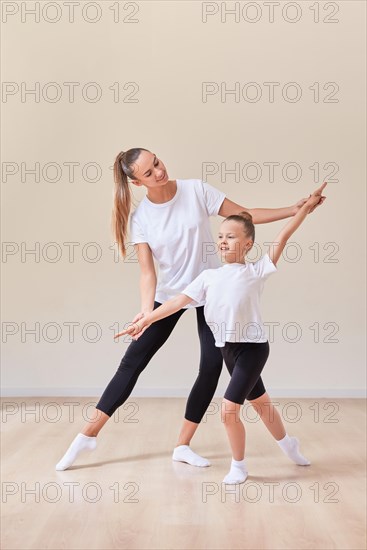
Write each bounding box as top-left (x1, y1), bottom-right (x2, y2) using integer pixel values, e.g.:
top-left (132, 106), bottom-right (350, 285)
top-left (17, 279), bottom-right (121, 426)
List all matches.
top-left (55, 433), bottom-right (97, 471)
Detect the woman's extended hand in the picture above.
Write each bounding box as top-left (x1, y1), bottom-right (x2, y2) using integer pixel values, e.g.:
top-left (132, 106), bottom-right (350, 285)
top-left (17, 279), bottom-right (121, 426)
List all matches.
top-left (293, 182), bottom-right (327, 214)
top-left (131, 310), bottom-right (153, 338)
top-left (130, 311), bottom-right (151, 338)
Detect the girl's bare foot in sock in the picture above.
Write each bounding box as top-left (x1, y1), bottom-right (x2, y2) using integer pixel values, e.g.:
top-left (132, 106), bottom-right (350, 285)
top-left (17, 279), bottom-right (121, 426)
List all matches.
top-left (222, 458), bottom-right (248, 484)
top-left (277, 434), bottom-right (310, 466)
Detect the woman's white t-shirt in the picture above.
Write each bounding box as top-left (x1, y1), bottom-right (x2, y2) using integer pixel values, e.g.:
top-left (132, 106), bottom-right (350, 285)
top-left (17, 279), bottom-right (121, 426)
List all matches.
top-left (181, 254), bottom-right (277, 347)
top-left (129, 178), bottom-right (226, 308)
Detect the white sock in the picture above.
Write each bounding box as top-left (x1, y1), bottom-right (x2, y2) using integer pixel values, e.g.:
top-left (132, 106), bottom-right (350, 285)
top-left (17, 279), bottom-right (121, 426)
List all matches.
top-left (277, 434), bottom-right (310, 466)
top-left (222, 457), bottom-right (248, 484)
top-left (172, 445), bottom-right (210, 467)
top-left (55, 433), bottom-right (97, 471)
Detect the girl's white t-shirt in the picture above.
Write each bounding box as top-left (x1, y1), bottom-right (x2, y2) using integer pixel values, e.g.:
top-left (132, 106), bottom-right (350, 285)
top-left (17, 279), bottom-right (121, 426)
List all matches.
top-left (181, 254), bottom-right (277, 346)
top-left (129, 178), bottom-right (226, 308)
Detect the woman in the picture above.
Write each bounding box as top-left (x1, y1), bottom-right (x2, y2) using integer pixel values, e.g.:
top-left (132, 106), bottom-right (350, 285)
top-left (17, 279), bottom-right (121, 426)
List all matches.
top-left (55, 148), bottom-right (326, 471)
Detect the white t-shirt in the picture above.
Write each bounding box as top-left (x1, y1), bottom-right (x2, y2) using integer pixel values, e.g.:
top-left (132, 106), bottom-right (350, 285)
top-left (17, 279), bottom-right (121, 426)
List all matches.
top-left (129, 178), bottom-right (226, 308)
top-left (181, 254), bottom-right (277, 346)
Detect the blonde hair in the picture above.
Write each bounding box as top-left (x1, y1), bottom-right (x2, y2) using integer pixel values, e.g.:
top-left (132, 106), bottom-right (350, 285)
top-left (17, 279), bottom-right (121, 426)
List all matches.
top-left (225, 210), bottom-right (255, 241)
top-left (111, 148), bottom-right (150, 258)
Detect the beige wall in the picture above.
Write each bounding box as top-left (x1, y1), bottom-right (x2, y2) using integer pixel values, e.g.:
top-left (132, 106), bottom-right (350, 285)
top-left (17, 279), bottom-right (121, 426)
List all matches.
top-left (2, 0), bottom-right (365, 397)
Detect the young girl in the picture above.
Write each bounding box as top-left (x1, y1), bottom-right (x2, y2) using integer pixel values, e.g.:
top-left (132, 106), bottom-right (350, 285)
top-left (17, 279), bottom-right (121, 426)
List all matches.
top-left (116, 184), bottom-right (327, 484)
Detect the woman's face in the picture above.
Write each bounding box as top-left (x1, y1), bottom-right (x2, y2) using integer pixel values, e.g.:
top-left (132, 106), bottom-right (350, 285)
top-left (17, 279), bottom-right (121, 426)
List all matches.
top-left (129, 150), bottom-right (169, 189)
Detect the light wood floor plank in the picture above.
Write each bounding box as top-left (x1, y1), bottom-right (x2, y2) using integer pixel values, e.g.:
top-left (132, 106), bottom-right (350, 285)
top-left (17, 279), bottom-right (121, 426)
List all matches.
top-left (1, 398), bottom-right (366, 549)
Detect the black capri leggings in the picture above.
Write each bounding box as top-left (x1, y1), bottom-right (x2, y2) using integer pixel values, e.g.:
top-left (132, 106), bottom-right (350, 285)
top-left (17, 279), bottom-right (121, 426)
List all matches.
top-left (96, 301), bottom-right (231, 423)
top-left (221, 341), bottom-right (270, 405)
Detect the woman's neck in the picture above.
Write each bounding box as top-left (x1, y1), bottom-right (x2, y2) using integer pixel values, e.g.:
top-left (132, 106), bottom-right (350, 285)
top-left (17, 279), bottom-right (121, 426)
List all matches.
top-left (146, 180), bottom-right (177, 204)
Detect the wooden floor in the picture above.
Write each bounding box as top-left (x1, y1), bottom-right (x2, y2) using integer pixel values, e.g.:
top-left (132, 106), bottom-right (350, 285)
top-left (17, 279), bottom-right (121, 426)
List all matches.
top-left (1, 397), bottom-right (366, 550)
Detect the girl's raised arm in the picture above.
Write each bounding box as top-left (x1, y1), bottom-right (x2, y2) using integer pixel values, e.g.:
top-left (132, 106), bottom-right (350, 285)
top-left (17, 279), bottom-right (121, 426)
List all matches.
top-left (268, 183), bottom-right (327, 266)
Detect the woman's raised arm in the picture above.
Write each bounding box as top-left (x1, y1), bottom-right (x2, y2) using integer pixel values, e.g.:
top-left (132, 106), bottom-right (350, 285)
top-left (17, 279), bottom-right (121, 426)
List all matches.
top-left (218, 185), bottom-right (327, 224)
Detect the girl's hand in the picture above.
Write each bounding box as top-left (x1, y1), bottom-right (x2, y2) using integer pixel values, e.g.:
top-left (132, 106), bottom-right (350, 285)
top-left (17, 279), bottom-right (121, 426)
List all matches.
top-left (129, 310), bottom-right (151, 338)
top-left (306, 182), bottom-right (328, 211)
top-left (114, 317), bottom-right (150, 340)
top-left (293, 197), bottom-right (308, 213)
top-left (293, 182), bottom-right (327, 214)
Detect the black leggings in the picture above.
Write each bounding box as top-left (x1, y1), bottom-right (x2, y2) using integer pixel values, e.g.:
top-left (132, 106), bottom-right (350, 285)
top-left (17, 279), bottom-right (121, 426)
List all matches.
top-left (96, 302), bottom-right (265, 424)
top-left (221, 341), bottom-right (270, 405)
top-left (96, 301), bottom-right (226, 422)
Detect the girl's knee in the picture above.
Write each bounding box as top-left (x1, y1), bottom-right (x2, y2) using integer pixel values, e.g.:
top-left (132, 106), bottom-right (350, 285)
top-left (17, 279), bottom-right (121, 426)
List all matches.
top-left (248, 390), bottom-right (269, 407)
top-left (221, 399), bottom-right (240, 424)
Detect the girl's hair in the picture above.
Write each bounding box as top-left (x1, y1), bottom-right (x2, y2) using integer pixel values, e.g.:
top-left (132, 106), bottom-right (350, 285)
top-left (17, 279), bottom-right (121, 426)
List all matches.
top-left (225, 211), bottom-right (255, 242)
top-left (112, 147), bottom-right (150, 259)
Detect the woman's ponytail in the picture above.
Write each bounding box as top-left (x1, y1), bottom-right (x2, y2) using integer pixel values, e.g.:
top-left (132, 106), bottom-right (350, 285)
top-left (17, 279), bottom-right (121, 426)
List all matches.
top-left (111, 147), bottom-right (149, 259)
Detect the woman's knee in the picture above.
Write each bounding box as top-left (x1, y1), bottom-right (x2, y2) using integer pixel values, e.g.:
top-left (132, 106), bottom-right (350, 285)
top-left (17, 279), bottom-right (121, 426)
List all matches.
top-left (198, 354), bottom-right (223, 378)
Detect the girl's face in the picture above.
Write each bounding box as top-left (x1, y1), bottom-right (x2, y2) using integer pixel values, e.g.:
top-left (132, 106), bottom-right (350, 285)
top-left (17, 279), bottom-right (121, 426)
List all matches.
top-left (218, 220), bottom-right (253, 263)
top-left (129, 150), bottom-right (169, 189)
